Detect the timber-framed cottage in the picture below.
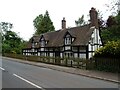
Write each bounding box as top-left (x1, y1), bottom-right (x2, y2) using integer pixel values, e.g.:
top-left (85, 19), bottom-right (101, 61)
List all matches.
top-left (22, 7), bottom-right (102, 59)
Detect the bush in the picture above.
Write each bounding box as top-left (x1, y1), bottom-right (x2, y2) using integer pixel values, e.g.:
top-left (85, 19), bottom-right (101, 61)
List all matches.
top-left (94, 41), bottom-right (120, 58)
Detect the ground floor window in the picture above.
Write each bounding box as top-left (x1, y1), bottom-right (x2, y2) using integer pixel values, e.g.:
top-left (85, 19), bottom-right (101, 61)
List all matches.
top-left (79, 53), bottom-right (86, 59)
top-left (41, 52), bottom-right (45, 56)
top-left (64, 52), bottom-right (73, 58)
top-left (46, 52), bottom-right (49, 57)
top-left (74, 53), bottom-right (78, 58)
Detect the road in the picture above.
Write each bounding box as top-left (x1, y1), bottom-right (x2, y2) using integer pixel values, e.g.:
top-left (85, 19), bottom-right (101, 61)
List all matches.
top-left (1, 57), bottom-right (119, 89)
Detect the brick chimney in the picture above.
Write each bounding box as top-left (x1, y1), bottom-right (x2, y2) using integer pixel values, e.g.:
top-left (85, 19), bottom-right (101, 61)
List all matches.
top-left (62, 17), bottom-right (66, 30)
top-left (89, 7), bottom-right (98, 28)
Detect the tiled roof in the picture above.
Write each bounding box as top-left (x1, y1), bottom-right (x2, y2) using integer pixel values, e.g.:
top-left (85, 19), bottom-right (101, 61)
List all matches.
top-left (24, 24), bottom-right (94, 49)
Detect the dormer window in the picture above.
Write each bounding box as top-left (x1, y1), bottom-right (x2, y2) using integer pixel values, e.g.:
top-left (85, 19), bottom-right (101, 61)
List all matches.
top-left (41, 41), bottom-right (45, 47)
top-left (32, 43), bottom-right (35, 48)
top-left (65, 37), bottom-right (71, 45)
top-left (40, 36), bottom-right (46, 47)
top-left (31, 37), bottom-right (35, 48)
top-left (64, 33), bottom-right (73, 45)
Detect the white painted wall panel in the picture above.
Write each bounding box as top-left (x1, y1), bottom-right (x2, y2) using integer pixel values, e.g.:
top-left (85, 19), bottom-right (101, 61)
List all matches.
top-left (88, 27), bottom-right (103, 59)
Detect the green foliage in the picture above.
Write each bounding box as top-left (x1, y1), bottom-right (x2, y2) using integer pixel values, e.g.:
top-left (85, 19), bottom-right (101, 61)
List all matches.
top-left (101, 11), bottom-right (120, 44)
top-left (1, 22), bottom-right (26, 54)
top-left (0, 22), bottom-right (13, 32)
top-left (75, 15), bottom-right (85, 26)
top-left (33, 10), bottom-right (55, 35)
top-left (115, 11), bottom-right (120, 24)
top-left (2, 30), bottom-right (25, 54)
top-left (106, 16), bottom-right (116, 27)
top-left (33, 14), bottom-right (44, 34)
top-left (101, 25), bottom-right (120, 43)
top-left (94, 41), bottom-right (120, 58)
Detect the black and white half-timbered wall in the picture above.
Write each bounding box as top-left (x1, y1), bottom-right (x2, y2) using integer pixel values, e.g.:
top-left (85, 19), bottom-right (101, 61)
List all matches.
top-left (22, 7), bottom-right (102, 59)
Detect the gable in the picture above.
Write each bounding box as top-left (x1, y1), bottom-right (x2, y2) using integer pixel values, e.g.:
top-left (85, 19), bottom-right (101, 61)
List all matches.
top-left (64, 31), bottom-right (73, 38)
top-left (89, 27), bottom-right (102, 45)
top-left (40, 35), bottom-right (45, 41)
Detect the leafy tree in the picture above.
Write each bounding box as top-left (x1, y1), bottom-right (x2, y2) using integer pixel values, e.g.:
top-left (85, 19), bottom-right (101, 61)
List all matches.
top-left (0, 22), bottom-right (13, 32)
top-left (101, 25), bottom-right (120, 43)
top-left (2, 30), bottom-right (25, 54)
top-left (115, 11), bottom-right (120, 24)
top-left (33, 14), bottom-right (44, 34)
top-left (1, 22), bottom-right (25, 54)
top-left (75, 15), bottom-right (85, 26)
top-left (106, 16), bottom-right (116, 27)
top-left (105, 0), bottom-right (119, 15)
top-left (33, 10), bottom-right (55, 35)
top-left (101, 11), bottom-right (120, 44)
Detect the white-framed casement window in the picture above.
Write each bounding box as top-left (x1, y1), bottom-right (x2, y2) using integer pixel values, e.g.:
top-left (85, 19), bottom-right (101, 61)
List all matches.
top-left (41, 40), bottom-right (45, 47)
top-left (64, 33), bottom-right (75, 45)
top-left (40, 37), bottom-right (46, 47)
top-left (65, 36), bottom-right (71, 45)
top-left (32, 43), bottom-right (35, 48)
top-left (65, 46), bottom-right (71, 50)
top-left (64, 52), bottom-right (73, 58)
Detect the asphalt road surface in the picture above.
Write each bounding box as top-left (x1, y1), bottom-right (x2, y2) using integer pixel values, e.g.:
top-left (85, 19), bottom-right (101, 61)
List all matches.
top-left (1, 57), bottom-right (119, 89)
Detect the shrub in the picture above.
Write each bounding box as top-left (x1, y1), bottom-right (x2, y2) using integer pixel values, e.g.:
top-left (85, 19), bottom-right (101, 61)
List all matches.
top-left (94, 40), bottom-right (120, 58)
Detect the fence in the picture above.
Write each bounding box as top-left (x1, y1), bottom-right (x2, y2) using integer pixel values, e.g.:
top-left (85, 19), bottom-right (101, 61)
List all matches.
top-left (3, 53), bottom-right (95, 70)
top-left (3, 53), bottom-right (119, 72)
top-left (94, 58), bottom-right (119, 72)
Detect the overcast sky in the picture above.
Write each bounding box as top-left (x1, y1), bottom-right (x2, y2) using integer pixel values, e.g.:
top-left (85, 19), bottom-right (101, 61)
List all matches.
top-left (0, 0), bottom-right (114, 41)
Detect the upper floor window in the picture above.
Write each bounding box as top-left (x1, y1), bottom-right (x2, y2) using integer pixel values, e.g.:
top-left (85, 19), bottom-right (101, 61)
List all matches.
top-left (65, 37), bottom-right (71, 45)
top-left (32, 43), bottom-right (35, 48)
top-left (64, 34), bottom-right (72, 45)
top-left (41, 41), bottom-right (45, 47)
top-left (40, 36), bottom-right (45, 47)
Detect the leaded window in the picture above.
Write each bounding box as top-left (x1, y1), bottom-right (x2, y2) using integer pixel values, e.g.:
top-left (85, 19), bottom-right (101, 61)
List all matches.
top-left (65, 35), bottom-right (71, 45)
top-left (40, 37), bottom-right (45, 47)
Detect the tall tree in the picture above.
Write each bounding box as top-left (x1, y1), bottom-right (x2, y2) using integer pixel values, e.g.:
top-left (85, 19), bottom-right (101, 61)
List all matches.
top-left (33, 14), bottom-right (43, 34)
top-left (106, 16), bottom-right (116, 27)
top-left (0, 22), bottom-right (13, 41)
top-left (2, 30), bottom-right (25, 54)
top-left (101, 11), bottom-right (120, 44)
top-left (0, 22), bottom-right (25, 54)
top-left (33, 10), bottom-right (55, 35)
top-left (115, 11), bottom-right (120, 24)
top-left (75, 15), bottom-right (85, 26)
top-left (0, 22), bottom-right (13, 32)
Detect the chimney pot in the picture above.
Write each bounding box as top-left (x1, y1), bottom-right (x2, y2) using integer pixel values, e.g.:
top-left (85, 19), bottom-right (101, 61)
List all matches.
top-left (62, 17), bottom-right (66, 30)
top-left (89, 7), bottom-right (98, 28)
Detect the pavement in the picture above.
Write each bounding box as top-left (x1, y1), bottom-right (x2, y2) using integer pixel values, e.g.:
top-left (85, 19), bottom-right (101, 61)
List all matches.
top-left (2, 57), bottom-right (120, 84)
